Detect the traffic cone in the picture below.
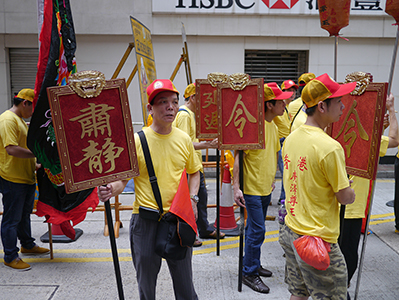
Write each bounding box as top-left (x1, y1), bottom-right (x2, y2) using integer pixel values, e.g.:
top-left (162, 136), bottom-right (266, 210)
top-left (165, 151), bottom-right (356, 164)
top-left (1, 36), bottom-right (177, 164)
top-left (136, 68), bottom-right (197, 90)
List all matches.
top-left (212, 164), bottom-right (239, 236)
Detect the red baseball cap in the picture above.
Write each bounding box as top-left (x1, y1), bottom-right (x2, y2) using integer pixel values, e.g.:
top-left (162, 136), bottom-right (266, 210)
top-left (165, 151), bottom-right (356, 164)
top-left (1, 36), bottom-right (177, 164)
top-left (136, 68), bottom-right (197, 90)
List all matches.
top-left (301, 73), bottom-right (356, 108)
top-left (264, 82), bottom-right (293, 101)
top-left (281, 80), bottom-right (298, 90)
top-left (147, 79), bottom-right (179, 104)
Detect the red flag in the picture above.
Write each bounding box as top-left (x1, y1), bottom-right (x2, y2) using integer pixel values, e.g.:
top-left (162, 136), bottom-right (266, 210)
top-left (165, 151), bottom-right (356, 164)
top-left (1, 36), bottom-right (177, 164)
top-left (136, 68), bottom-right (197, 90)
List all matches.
top-left (386, 0), bottom-right (399, 25)
top-left (318, 0), bottom-right (351, 36)
top-left (169, 170), bottom-right (197, 234)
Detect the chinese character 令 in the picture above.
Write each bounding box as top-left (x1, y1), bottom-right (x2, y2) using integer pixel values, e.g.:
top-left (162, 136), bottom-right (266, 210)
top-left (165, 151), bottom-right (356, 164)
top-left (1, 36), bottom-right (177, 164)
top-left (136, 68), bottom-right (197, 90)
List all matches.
top-left (225, 94), bottom-right (257, 138)
top-left (74, 137), bottom-right (124, 174)
top-left (204, 111), bottom-right (218, 130)
top-left (297, 157), bottom-right (308, 172)
top-left (69, 103), bottom-right (115, 139)
top-left (352, 1), bottom-right (382, 11)
top-left (334, 100), bottom-right (369, 158)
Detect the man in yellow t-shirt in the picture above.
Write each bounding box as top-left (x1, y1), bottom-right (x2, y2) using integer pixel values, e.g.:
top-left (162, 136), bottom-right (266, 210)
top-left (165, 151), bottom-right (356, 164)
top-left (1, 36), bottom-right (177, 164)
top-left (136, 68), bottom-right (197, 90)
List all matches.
top-left (233, 82), bottom-right (293, 294)
top-left (0, 89), bottom-right (49, 271)
top-left (274, 80), bottom-right (298, 205)
top-left (288, 73), bottom-right (316, 132)
top-left (339, 93), bottom-right (399, 290)
top-left (280, 73), bottom-right (356, 300)
top-left (98, 80), bottom-right (201, 300)
top-left (173, 83), bottom-right (224, 247)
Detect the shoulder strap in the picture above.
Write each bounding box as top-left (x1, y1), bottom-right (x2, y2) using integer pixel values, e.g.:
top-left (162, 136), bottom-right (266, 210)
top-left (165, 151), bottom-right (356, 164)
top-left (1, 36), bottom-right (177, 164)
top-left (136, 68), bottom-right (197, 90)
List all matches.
top-left (178, 108), bottom-right (190, 114)
top-left (137, 130), bottom-right (163, 214)
top-left (290, 104), bottom-right (304, 131)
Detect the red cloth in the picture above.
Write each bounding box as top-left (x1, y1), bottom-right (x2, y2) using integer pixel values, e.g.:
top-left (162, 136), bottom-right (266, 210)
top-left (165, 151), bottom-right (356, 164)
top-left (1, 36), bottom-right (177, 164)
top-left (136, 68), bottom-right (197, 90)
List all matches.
top-left (36, 187), bottom-right (99, 227)
top-left (169, 170), bottom-right (197, 234)
top-left (33, 0), bottom-right (53, 109)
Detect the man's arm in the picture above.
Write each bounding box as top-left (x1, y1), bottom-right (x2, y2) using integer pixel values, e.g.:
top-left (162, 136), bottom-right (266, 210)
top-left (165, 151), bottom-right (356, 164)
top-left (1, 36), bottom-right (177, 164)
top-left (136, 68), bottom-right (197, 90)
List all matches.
top-left (386, 93), bottom-right (399, 148)
top-left (233, 151), bottom-right (246, 207)
top-left (98, 179), bottom-right (129, 202)
top-left (188, 171), bottom-right (200, 219)
top-left (5, 145), bottom-right (35, 158)
top-left (193, 138), bottom-right (218, 150)
top-left (335, 185), bottom-right (355, 205)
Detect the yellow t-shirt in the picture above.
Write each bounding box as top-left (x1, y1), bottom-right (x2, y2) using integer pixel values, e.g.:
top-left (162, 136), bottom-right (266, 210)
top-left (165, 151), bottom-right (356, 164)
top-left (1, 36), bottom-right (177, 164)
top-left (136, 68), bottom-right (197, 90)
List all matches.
top-left (345, 135), bottom-right (390, 218)
top-left (287, 97), bottom-right (303, 121)
top-left (173, 105), bottom-right (203, 172)
top-left (243, 120), bottom-right (280, 196)
top-left (0, 110), bottom-right (35, 184)
top-left (283, 125), bottom-right (349, 243)
top-left (133, 126), bottom-right (202, 214)
top-left (273, 108), bottom-right (290, 139)
top-left (290, 110), bottom-right (307, 132)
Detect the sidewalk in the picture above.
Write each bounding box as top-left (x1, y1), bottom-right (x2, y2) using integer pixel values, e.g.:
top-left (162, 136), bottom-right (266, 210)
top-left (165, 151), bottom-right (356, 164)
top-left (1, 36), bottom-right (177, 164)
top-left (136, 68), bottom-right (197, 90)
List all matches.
top-left (1, 170), bottom-right (399, 299)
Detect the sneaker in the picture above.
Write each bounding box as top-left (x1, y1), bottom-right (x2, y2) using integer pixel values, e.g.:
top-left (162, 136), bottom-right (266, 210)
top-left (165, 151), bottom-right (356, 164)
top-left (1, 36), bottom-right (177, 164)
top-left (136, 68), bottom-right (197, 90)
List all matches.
top-left (21, 245), bottom-right (50, 255)
top-left (395, 229), bottom-right (399, 234)
top-left (4, 257), bottom-right (31, 271)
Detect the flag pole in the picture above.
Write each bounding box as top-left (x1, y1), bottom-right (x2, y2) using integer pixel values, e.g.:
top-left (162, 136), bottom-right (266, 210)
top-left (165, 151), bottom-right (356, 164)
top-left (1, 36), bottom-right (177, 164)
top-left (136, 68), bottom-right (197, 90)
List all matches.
top-left (387, 27), bottom-right (399, 96)
top-left (216, 149), bottom-right (221, 256)
top-left (237, 150), bottom-right (244, 292)
top-left (354, 180), bottom-right (376, 300)
top-left (104, 199), bottom-right (125, 300)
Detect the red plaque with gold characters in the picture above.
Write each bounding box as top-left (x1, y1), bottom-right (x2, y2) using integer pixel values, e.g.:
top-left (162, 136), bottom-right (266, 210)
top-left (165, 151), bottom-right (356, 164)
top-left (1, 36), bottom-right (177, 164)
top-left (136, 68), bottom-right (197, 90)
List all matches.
top-left (195, 72), bottom-right (229, 139)
top-left (47, 70), bottom-right (139, 194)
top-left (327, 73), bottom-right (387, 180)
top-left (217, 74), bottom-right (264, 150)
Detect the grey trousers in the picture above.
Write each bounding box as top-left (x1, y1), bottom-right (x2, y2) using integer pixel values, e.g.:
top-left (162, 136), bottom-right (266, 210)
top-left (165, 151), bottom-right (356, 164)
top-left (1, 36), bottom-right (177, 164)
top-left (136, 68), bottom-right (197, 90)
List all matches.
top-left (130, 214), bottom-right (198, 300)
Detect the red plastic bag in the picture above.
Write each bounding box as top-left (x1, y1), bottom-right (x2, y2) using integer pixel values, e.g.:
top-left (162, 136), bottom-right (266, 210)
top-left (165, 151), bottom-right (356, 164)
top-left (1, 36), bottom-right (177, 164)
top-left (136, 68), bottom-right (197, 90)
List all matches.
top-left (293, 235), bottom-right (331, 271)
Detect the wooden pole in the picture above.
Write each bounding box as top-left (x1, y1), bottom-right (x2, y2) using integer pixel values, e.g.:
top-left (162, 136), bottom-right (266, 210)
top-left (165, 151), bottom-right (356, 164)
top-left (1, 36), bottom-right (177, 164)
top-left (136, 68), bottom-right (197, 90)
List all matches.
top-left (104, 200), bottom-right (125, 300)
top-left (334, 36), bottom-right (338, 81)
top-left (354, 180), bottom-right (376, 300)
top-left (216, 149), bottom-right (220, 256)
top-left (112, 43), bottom-right (134, 79)
top-left (238, 150), bottom-right (244, 292)
top-left (388, 27), bottom-right (399, 96)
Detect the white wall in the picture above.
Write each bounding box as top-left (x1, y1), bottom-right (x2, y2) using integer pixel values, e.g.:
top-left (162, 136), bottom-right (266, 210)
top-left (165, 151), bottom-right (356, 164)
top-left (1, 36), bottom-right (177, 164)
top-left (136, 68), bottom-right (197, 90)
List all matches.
top-left (0, 0), bottom-right (398, 155)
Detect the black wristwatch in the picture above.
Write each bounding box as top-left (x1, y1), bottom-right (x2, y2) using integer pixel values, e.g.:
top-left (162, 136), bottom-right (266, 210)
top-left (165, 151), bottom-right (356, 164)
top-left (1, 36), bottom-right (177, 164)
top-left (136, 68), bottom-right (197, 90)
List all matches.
top-left (190, 195), bottom-right (199, 203)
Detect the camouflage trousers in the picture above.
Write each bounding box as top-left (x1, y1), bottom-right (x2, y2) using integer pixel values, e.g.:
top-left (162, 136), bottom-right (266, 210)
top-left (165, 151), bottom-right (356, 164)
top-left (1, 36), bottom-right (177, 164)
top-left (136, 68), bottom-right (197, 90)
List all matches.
top-left (279, 224), bottom-right (348, 300)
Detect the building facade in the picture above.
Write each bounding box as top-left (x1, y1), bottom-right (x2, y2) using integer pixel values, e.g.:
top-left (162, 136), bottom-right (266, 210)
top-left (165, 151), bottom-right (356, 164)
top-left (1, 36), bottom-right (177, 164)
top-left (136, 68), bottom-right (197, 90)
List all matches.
top-left (0, 0), bottom-right (398, 156)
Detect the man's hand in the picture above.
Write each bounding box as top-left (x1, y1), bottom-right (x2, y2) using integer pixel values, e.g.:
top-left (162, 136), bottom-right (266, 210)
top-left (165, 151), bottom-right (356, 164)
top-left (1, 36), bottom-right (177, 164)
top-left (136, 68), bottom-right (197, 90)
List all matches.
top-left (98, 184), bottom-right (113, 202)
top-left (191, 200), bottom-right (198, 220)
top-left (208, 138), bottom-right (218, 149)
top-left (234, 188), bottom-right (245, 208)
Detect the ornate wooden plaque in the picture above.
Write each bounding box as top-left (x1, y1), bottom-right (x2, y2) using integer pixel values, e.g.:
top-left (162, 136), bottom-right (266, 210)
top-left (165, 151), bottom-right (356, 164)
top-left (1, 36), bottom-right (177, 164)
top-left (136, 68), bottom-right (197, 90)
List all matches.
top-left (326, 82), bottom-right (387, 180)
top-left (195, 73), bottom-right (229, 139)
top-left (47, 73), bottom-right (139, 193)
top-left (217, 76), bottom-right (265, 150)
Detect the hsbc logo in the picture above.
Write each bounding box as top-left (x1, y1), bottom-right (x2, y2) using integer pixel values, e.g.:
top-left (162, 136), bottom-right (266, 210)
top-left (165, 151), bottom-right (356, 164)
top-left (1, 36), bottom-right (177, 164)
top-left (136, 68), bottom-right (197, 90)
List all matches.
top-left (262, 0), bottom-right (300, 9)
top-left (175, 0), bottom-right (300, 9)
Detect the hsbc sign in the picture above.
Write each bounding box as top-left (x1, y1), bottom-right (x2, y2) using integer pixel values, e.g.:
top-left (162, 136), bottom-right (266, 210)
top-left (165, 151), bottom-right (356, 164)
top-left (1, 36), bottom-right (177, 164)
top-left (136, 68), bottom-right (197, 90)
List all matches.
top-left (152, 0), bottom-right (387, 15)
